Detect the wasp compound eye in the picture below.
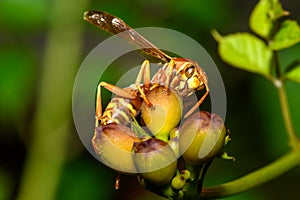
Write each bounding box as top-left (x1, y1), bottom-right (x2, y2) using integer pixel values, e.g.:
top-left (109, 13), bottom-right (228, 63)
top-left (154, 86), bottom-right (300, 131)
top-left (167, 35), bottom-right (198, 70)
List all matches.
top-left (185, 65), bottom-right (195, 78)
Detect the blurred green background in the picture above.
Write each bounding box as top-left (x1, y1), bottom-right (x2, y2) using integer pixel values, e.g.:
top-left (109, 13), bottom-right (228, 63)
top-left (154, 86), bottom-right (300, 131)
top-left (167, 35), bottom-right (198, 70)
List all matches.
top-left (0, 0), bottom-right (299, 200)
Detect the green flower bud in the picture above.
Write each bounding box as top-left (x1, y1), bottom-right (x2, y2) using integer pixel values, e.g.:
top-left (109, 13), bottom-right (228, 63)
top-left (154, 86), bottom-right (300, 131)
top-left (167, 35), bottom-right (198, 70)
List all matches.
top-left (92, 123), bottom-right (140, 173)
top-left (133, 138), bottom-right (177, 185)
top-left (180, 170), bottom-right (191, 180)
top-left (179, 111), bottom-right (226, 165)
top-left (171, 175), bottom-right (186, 190)
top-left (141, 86), bottom-right (182, 142)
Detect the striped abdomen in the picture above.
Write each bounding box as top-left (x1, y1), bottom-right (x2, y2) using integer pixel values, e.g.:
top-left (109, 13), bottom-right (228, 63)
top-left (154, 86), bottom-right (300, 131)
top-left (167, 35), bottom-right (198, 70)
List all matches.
top-left (100, 87), bottom-right (142, 126)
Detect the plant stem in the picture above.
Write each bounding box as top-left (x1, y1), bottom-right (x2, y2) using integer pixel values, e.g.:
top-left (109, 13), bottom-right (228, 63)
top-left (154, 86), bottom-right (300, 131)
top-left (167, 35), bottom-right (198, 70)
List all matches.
top-left (276, 80), bottom-right (299, 149)
top-left (273, 50), bottom-right (298, 149)
top-left (199, 71), bottom-right (300, 199)
top-left (200, 148), bottom-right (300, 199)
top-left (17, 1), bottom-right (88, 199)
top-left (274, 51), bottom-right (282, 78)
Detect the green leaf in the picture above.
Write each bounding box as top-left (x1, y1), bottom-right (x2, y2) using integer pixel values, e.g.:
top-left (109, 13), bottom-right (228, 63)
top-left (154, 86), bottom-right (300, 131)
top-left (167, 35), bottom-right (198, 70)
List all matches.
top-left (269, 20), bottom-right (300, 50)
top-left (249, 0), bottom-right (289, 39)
top-left (285, 65), bottom-right (300, 83)
top-left (213, 31), bottom-right (273, 76)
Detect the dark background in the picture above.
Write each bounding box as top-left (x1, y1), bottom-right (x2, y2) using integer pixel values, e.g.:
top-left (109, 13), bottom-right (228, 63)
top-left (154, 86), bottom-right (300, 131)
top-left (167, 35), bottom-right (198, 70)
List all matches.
top-left (1, 0), bottom-right (299, 199)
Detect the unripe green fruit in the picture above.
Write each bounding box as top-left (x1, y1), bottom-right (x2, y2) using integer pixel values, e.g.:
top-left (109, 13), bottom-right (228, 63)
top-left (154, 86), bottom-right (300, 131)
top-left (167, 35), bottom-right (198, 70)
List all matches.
top-left (180, 170), bottom-right (191, 180)
top-left (179, 111), bottom-right (226, 165)
top-left (141, 86), bottom-right (182, 142)
top-left (133, 138), bottom-right (177, 185)
top-left (171, 175), bottom-right (186, 190)
top-left (92, 123), bottom-right (140, 173)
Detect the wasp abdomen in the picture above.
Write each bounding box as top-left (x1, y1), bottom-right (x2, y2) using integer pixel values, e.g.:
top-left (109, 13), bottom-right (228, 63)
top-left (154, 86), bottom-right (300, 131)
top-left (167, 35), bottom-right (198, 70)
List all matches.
top-left (101, 94), bottom-right (142, 125)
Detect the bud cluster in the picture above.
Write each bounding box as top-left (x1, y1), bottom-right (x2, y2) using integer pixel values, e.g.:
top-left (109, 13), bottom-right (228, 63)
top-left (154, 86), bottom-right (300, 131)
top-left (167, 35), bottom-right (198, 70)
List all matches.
top-left (92, 86), bottom-right (230, 199)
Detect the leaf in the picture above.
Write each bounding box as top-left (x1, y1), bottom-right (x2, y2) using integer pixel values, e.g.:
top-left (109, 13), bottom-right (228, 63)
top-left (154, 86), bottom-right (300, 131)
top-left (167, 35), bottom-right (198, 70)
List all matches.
top-left (269, 20), bottom-right (300, 50)
top-left (285, 65), bottom-right (300, 83)
top-left (212, 31), bottom-right (273, 76)
top-left (249, 0), bottom-right (289, 39)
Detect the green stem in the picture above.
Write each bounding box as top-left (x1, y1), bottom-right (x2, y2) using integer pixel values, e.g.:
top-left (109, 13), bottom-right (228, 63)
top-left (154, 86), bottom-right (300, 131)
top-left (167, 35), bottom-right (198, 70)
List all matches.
top-left (183, 164), bottom-right (203, 198)
top-left (17, 1), bottom-right (88, 200)
top-left (274, 51), bottom-right (282, 78)
top-left (276, 80), bottom-right (299, 149)
top-left (273, 50), bottom-right (298, 149)
top-left (200, 148), bottom-right (300, 199)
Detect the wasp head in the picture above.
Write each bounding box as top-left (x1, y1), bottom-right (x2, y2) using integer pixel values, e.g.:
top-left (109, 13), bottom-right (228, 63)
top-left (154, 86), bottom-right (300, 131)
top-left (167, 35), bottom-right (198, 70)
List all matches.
top-left (172, 58), bottom-right (209, 97)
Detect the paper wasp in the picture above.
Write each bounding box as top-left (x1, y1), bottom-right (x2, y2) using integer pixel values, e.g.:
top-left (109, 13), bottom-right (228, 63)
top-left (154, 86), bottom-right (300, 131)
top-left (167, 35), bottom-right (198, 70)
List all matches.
top-left (83, 10), bottom-right (209, 186)
top-left (84, 10), bottom-right (209, 127)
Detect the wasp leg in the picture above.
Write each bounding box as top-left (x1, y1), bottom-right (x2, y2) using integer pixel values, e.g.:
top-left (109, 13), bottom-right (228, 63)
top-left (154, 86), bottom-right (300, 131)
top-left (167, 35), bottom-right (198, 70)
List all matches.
top-left (95, 82), bottom-right (137, 126)
top-left (135, 60), bottom-right (153, 107)
top-left (135, 60), bottom-right (150, 89)
top-left (184, 86), bottom-right (209, 119)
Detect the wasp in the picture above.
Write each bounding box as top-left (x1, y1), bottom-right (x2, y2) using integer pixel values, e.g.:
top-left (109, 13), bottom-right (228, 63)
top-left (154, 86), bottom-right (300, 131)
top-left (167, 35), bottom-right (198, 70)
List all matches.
top-left (83, 10), bottom-right (210, 185)
top-left (84, 10), bottom-right (209, 127)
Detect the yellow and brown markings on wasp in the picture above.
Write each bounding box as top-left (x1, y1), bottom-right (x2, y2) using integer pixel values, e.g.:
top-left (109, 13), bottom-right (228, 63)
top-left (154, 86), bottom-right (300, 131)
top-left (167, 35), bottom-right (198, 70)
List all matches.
top-left (84, 10), bottom-right (209, 135)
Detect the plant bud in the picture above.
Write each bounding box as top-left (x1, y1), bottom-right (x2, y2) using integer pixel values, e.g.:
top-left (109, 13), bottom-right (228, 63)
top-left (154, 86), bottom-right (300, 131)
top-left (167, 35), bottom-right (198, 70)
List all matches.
top-left (141, 86), bottom-right (182, 142)
top-left (92, 123), bottom-right (140, 173)
top-left (171, 175), bottom-right (187, 190)
top-left (179, 111), bottom-right (226, 165)
top-left (180, 170), bottom-right (191, 180)
top-left (133, 138), bottom-right (177, 185)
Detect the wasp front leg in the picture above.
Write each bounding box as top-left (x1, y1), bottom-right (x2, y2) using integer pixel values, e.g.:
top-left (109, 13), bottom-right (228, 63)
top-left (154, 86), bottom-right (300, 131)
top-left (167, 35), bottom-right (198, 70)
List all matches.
top-left (134, 60), bottom-right (154, 107)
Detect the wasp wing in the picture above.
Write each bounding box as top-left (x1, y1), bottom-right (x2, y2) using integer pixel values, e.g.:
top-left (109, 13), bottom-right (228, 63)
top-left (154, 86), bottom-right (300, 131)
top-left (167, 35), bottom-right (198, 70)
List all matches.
top-left (84, 10), bottom-right (171, 63)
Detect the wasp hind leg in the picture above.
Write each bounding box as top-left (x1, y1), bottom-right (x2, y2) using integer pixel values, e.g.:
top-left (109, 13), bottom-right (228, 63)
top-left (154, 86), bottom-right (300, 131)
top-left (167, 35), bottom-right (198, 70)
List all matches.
top-left (184, 87), bottom-right (209, 119)
top-left (95, 81), bottom-right (138, 126)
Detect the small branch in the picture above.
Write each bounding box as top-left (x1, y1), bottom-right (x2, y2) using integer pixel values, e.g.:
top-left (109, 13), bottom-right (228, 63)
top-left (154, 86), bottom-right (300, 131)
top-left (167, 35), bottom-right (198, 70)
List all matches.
top-left (276, 79), bottom-right (299, 149)
top-left (272, 50), bottom-right (298, 149)
top-left (200, 148), bottom-right (300, 199)
top-left (274, 51), bottom-right (282, 78)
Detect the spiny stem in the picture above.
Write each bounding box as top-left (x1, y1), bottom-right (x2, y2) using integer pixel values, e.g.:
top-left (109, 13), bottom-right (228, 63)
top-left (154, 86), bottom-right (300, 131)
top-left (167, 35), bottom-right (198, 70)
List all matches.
top-left (200, 148), bottom-right (300, 199)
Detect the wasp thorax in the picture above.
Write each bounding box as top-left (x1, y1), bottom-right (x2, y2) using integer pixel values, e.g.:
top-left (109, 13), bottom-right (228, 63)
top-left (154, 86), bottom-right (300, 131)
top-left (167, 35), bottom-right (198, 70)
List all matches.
top-left (179, 111), bottom-right (227, 165)
top-left (141, 86), bottom-right (182, 142)
top-left (133, 138), bottom-right (178, 185)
